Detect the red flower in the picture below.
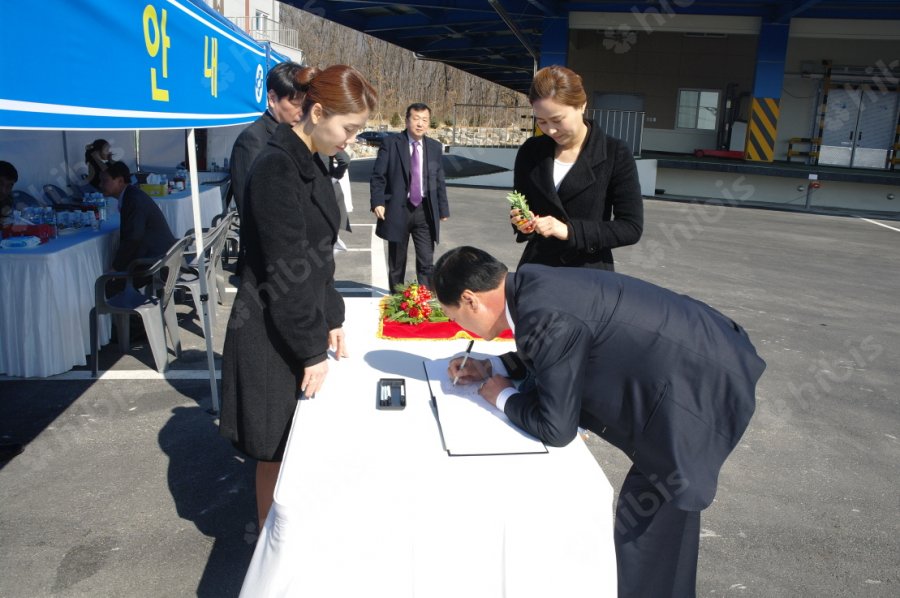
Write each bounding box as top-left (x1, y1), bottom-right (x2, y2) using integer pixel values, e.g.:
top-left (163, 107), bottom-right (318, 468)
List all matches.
top-left (403, 290), bottom-right (411, 298)
top-left (400, 301), bottom-right (408, 310)
top-left (409, 307), bottom-right (420, 318)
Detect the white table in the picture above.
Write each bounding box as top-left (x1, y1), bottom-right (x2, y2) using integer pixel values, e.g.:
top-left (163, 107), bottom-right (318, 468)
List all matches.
top-left (151, 184), bottom-right (223, 238)
top-left (240, 298), bottom-right (617, 598)
top-left (195, 170), bottom-right (230, 185)
top-left (0, 221), bottom-right (118, 378)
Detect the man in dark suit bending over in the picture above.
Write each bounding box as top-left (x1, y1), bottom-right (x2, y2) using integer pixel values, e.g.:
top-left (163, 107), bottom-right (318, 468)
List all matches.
top-left (100, 161), bottom-right (176, 272)
top-left (434, 246), bottom-right (766, 598)
top-left (370, 102), bottom-right (449, 290)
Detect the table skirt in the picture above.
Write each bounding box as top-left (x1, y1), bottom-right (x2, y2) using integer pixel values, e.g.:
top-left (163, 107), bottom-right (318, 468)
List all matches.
top-left (0, 224), bottom-right (118, 377)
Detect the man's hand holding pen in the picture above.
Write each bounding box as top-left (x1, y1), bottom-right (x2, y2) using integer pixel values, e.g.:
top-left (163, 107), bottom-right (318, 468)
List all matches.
top-left (447, 357), bottom-right (514, 407)
top-left (448, 356), bottom-right (490, 384)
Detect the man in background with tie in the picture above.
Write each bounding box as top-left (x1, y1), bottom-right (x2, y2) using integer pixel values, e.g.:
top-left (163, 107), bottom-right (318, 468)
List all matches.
top-left (370, 102), bottom-right (449, 290)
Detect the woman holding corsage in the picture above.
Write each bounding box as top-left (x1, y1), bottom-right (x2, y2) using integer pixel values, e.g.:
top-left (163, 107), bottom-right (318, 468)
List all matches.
top-left (510, 65), bottom-right (643, 271)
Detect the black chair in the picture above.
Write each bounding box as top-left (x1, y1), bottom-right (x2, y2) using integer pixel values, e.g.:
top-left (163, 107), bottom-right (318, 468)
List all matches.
top-left (176, 213), bottom-right (233, 330)
top-left (90, 236), bottom-right (192, 375)
top-left (219, 183), bottom-right (242, 267)
top-left (42, 184), bottom-right (70, 205)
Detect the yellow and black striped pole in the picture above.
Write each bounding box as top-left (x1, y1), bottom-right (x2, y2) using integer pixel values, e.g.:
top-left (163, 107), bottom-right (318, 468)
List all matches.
top-left (744, 21), bottom-right (789, 163)
top-left (745, 97), bottom-right (780, 162)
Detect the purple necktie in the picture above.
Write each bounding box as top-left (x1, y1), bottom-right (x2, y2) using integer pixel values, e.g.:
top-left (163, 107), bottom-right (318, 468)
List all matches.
top-left (410, 141), bottom-right (422, 207)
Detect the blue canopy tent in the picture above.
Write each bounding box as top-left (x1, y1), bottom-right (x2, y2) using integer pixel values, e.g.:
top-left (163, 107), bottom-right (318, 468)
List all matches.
top-left (0, 0), bottom-right (289, 409)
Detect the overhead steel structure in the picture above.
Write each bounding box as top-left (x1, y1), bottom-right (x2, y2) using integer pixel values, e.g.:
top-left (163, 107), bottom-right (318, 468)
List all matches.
top-left (282, 1), bottom-right (900, 94)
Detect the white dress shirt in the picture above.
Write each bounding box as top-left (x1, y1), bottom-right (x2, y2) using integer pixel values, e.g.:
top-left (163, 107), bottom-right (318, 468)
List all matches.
top-left (491, 302), bottom-right (517, 411)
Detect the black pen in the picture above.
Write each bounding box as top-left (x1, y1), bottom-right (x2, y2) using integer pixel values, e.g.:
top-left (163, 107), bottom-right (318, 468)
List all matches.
top-left (452, 339), bottom-right (475, 385)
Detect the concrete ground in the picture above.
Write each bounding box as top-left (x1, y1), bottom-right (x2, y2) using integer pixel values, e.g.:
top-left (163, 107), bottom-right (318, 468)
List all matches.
top-left (1, 158), bottom-right (898, 597)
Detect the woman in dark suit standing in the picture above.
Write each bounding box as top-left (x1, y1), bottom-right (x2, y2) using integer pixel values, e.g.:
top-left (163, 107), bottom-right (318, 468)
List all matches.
top-left (220, 65), bottom-right (377, 529)
top-left (510, 66), bottom-right (643, 270)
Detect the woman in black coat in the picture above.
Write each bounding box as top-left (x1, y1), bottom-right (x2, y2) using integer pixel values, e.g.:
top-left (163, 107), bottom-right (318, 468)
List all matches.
top-left (220, 65), bottom-right (377, 529)
top-left (511, 66), bottom-right (643, 271)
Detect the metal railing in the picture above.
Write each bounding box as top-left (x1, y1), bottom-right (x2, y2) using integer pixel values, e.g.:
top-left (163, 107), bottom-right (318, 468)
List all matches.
top-left (450, 104), bottom-right (533, 148)
top-left (585, 109), bottom-right (645, 156)
top-left (448, 105), bottom-right (646, 153)
top-left (228, 16), bottom-right (301, 51)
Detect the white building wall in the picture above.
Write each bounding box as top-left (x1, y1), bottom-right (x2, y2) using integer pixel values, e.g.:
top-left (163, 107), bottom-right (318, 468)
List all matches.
top-left (210, 0), bottom-right (280, 23)
top-left (566, 14), bottom-right (900, 161)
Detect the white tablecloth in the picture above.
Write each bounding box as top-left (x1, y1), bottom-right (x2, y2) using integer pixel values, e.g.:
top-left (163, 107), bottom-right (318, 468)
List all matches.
top-left (240, 298), bottom-right (617, 598)
top-left (0, 222), bottom-right (118, 378)
top-left (195, 170), bottom-right (230, 185)
top-left (152, 184), bottom-right (223, 238)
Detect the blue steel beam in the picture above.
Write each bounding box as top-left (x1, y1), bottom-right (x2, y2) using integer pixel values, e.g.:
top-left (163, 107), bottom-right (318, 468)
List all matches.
top-left (282, 0), bottom-right (900, 95)
top-left (561, 2), bottom-right (773, 16)
top-left (404, 45), bottom-right (539, 58)
top-left (775, 0), bottom-right (825, 22)
top-left (800, 7), bottom-right (900, 19)
top-left (324, 0), bottom-right (500, 14)
top-left (526, 0), bottom-right (562, 16)
top-left (383, 20), bottom-right (543, 38)
top-left (309, 1), bottom-right (900, 21)
top-left (539, 16), bottom-right (569, 68)
top-left (489, 0), bottom-right (540, 63)
top-left (413, 50), bottom-right (531, 62)
top-left (392, 22), bottom-right (541, 41)
top-left (751, 21), bottom-right (790, 99)
top-left (414, 54), bottom-right (534, 72)
top-left (361, 11), bottom-right (540, 33)
top-left (416, 36), bottom-right (527, 53)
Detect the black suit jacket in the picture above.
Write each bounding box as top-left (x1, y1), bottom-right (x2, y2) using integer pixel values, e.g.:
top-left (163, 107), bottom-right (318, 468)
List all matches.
top-left (229, 111), bottom-right (278, 216)
top-left (514, 121), bottom-right (643, 270)
top-left (328, 150), bottom-right (351, 232)
top-left (220, 124), bottom-right (344, 459)
top-left (503, 265), bottom-right (766, 511)
top-left (112, 185), bottom-right (177, 271)
top-left (370, 131), bottom-right (449, 243)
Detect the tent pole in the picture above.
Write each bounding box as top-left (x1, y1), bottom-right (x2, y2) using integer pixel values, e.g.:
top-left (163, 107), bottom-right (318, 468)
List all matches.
top-left (135, 131), bottom-right (141, 173)
top-left (187, 128), bottom-right (220, 414)
top-left (61, 131), bottom-right (73, 192)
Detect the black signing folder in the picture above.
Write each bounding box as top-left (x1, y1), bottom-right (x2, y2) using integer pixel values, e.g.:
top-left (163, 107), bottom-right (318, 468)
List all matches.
top-left (424, 358), bottom-right (547, 457)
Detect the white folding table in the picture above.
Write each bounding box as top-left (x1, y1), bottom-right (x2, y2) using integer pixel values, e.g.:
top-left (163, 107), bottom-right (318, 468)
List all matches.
top-left (240, 298), bottom-right (617, 597)
top-left (0, 221), bottom-right (118, 377)
top-left (151, 184), bottom-right (222, 238)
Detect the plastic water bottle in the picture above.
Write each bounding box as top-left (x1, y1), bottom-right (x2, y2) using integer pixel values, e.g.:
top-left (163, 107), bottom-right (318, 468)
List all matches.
top-left (46, 208), bottom-right (57, 238)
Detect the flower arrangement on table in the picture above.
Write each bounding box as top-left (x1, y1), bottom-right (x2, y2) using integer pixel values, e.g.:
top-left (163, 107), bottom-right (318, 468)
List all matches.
top-left (378, 281), bottom-right (513, 341)
top-left (381, 281), bottom-right (448, 325)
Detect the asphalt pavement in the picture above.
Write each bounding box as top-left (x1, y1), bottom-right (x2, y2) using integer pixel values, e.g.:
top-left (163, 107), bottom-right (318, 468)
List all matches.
top-left (1, 157), bottom-right (898, 597)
